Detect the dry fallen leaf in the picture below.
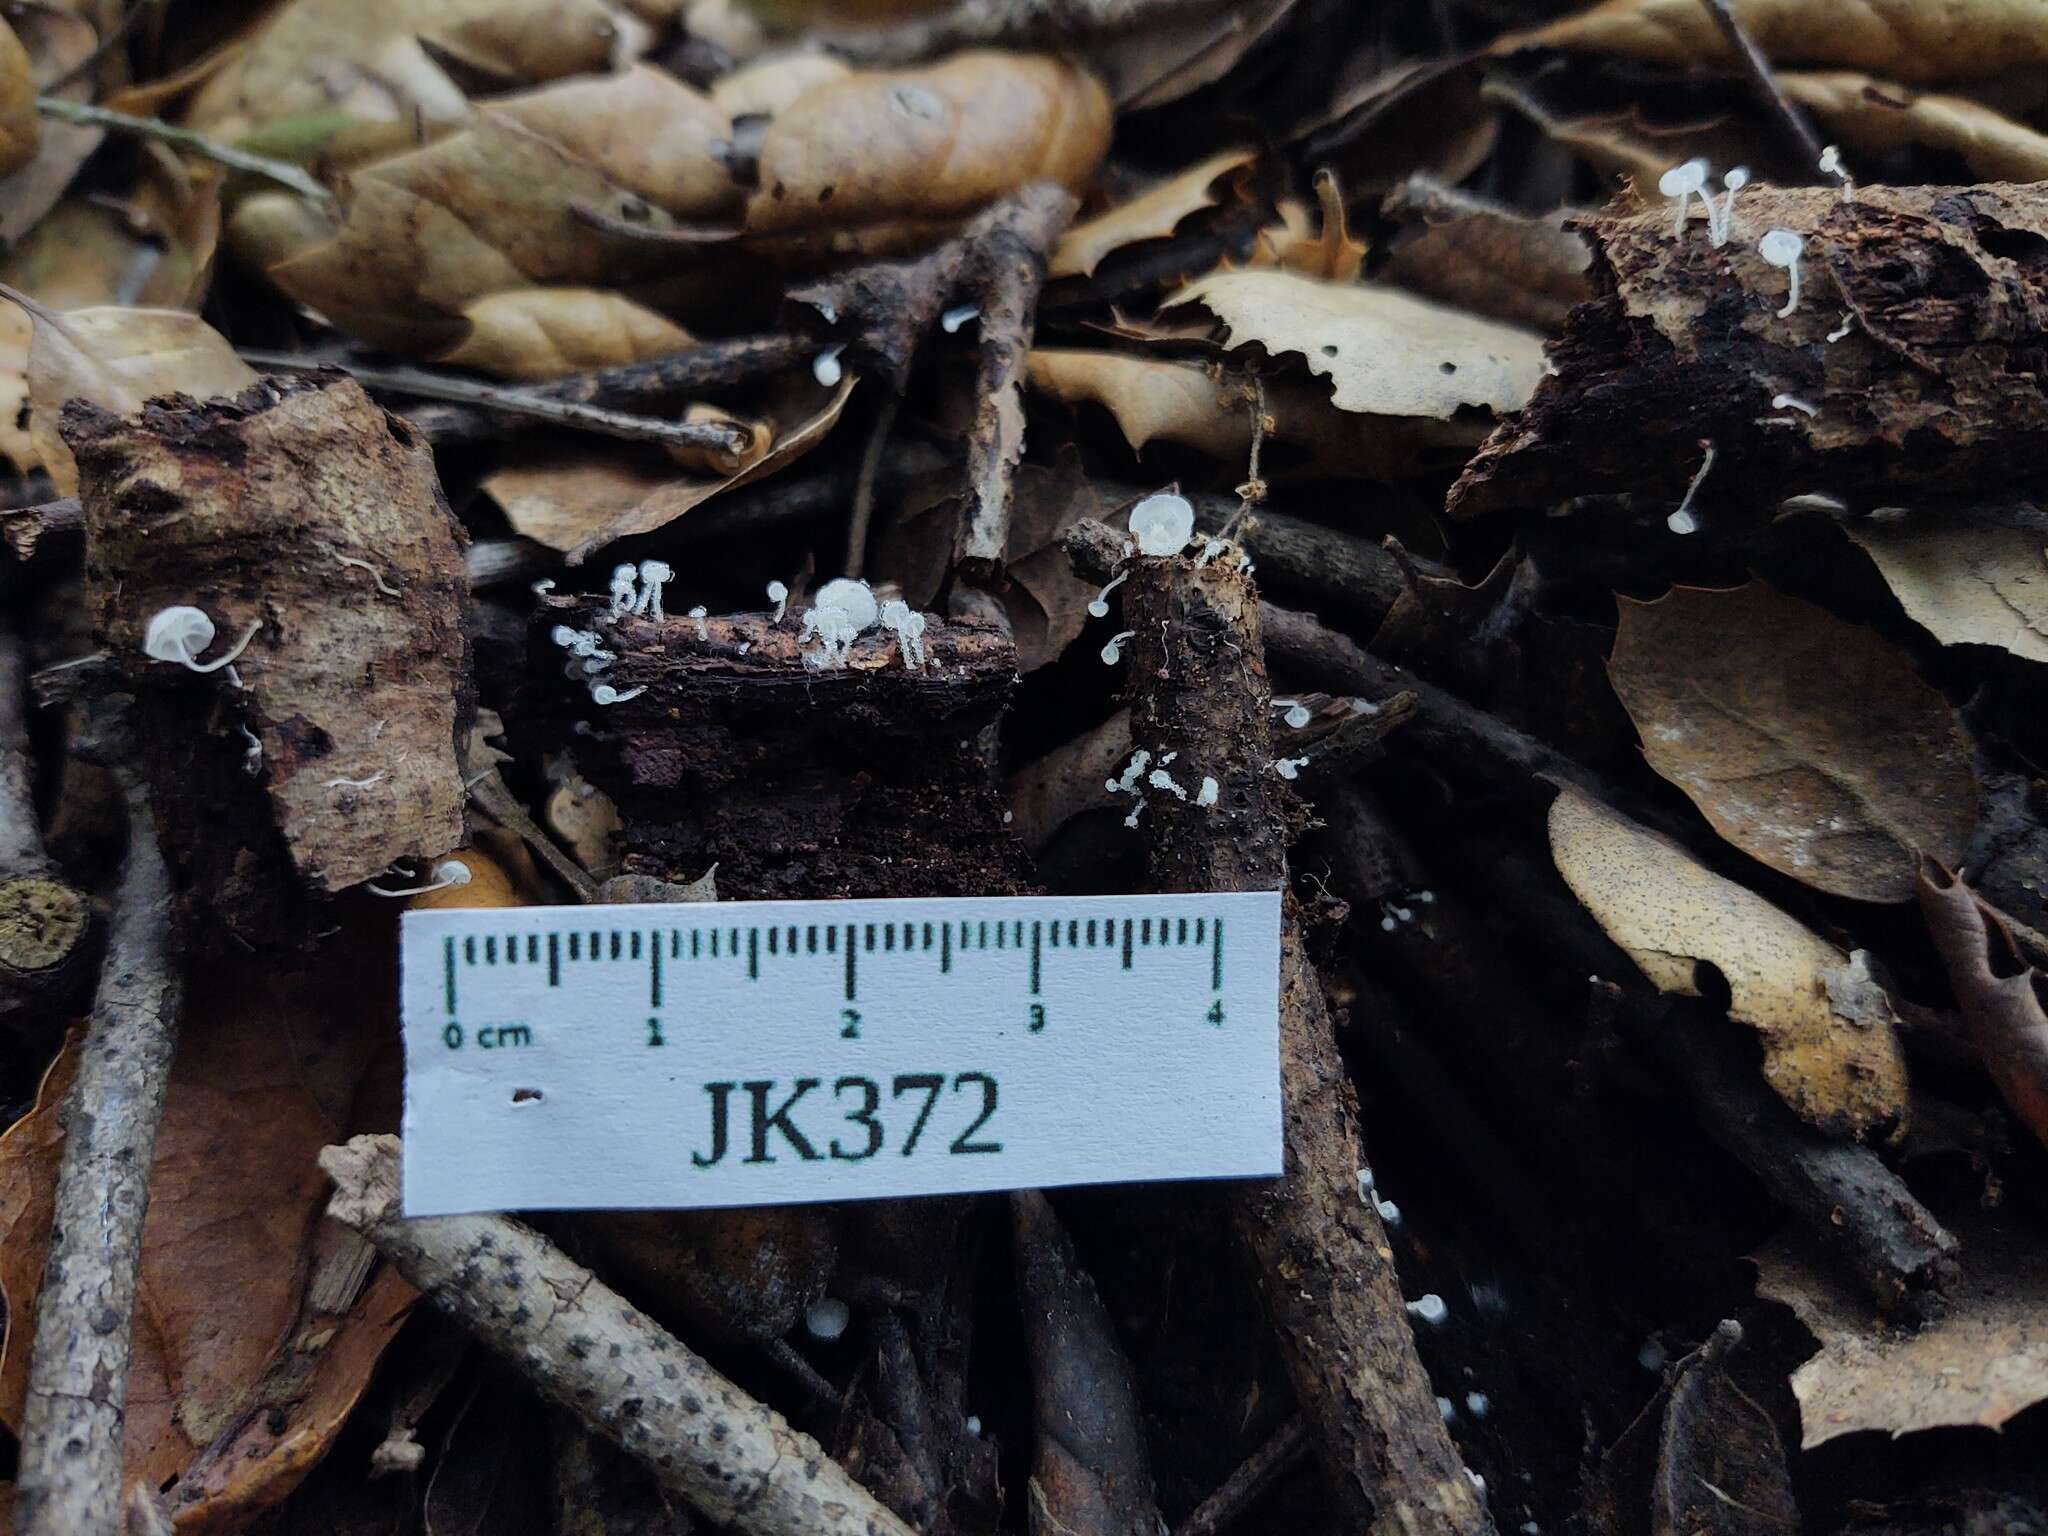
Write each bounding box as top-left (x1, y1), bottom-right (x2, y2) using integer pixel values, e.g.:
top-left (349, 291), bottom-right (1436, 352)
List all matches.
top-left (1025, 348), bottom-right (1483, 478)
top-left (1494, 0), bottom-right (2048, 86)
top-left (1244, 170), bottom-right (1367, 283)
top-left (0, 6), bottom-right (104, 246)
top-left (186, 0), bottom-right (628, 139)
top-left (12, 296), bottom-right (258, 496)
top-left (1548, 783), bottom-right (1911, 1136)
top-left (1782, 71), bottom-right (2048, 183)
top-left (1608, 582), bottom-right (1979, 904)
top-left (0, 921), bottom-right (412, 1521)
top-left (1843, 511), bottom-right (2048, 665)
top-left (709, 50), bottom-right (853, 117)
top-left (1165, 270), bottom-right (1546, 419)
top-left (745, 52), bottom-right (1111, 236)
top-left (1756, 1218), bottom-right (2048, 1447)
top-left (1050, 149), bottom-right (1255, 279)
top-left (1653, 1323), bottom-right (1798, 1536)
top-left (1918, 860), bottom-right (2048, 1151)
top-left (0, 17), bottom-right (39, 179)
top-left (436, 287), bottom-right (697, 379)
top-left (1381, 176), bottom-right (1594, 334)
top-left (486, 374), bottom-right (853, 561)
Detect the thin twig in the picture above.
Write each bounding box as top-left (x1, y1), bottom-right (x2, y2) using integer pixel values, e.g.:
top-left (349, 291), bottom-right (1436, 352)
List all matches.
top-left (34, 97), bottom-right (336, 206)
top-left (239, 351), bottom-right (756, 461)
top-left (16, 768), bottom-right (182, 1536)
top-left (321, 1134), bottom-right (919, 1536)
top-left (844, 394), bottom-right (900, 578)
top-left (1172, 1418), bottom-right (1312, 1536)
top-left (0, 630), bottom-right (46, 875)
top-left (1695, 0), bottom-right (1827, 172)
top-left (468, 770), bottom-right (597, 904)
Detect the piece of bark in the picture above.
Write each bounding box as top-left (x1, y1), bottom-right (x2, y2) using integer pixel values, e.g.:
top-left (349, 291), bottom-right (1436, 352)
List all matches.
top-left (14, 770), bottom-right (180, 1536)
top-left (0, 496), bottom-right (80, 561)
top-left (321, 1135), bottom-right (916, 1536)
top-left (1450, 182), bottom-right (2048, 523)
top-left (1071, 518), bottom-right (1492, 1534)
top-left (1918, 858), bottom-right (2048, 1152)
top-left (64, 372), bottom-right (470, 947)
top-left (955, 185), bottom-right (1077, 581)
top-left (1012, 1189), bottom-right (1160, 1536)
top-left (0, 629), bottom-right (94, 1031)
top-left (534, 599), bottom-right (1029, 900)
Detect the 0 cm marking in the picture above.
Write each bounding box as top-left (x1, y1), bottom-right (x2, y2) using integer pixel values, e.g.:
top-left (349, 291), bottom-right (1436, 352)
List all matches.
top-left (443, 1022), bottom-right (534, 1050)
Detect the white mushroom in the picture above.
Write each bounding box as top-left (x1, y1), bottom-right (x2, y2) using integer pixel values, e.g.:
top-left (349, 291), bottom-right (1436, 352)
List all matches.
top-left (141, 605), bottom-right (260, 675)
top-left (1758, 228), bottom-right (1806, 318)
top-left (1128, 492), bottom-right (1195, 557)
top-left (1657, 158), bottom-right (1708, 238)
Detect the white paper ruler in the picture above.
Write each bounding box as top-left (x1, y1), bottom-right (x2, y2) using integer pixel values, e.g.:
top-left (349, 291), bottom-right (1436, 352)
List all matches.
top-left (400, 891), bottom-right (1284, 1215)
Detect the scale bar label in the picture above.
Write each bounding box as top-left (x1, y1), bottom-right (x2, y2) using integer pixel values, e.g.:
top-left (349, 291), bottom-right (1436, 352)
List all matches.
top-left (400, 891), bottom-right (1284, 1214)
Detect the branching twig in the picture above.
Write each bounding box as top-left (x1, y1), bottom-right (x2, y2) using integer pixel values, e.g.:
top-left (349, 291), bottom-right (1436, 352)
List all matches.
top-left (238, 353), bottom-right (757, 462)
top-left (16, 768), bottom-right (182, 1536)
top-left (34, 97), bottom-right (335, 206)
top-left (320, 1134), bottom-right (919, 1536)
top-left (954, 185), bottom-right (1077, 581)
top-left (1696, 0), bottom-right (1828, 172)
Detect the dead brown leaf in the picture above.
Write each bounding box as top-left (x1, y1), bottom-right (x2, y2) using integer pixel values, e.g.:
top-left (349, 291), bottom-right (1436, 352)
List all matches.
top-left (1025, 347), bottom-right (1484, 478)
top-left (709, 51), bottom-right (852, 117)
top-left (1548, 783), bottom-right (1911, 1136)
top-left (1494, 0), bottom-right (2048, 86)
top-left (0, 921), bottom-right (413, 1522)
top-left (435, 288), bottom-right (697, 379)
top-left (1918, 860), bottom-right (2048, 1151)
top-left (1244, 170), bottom-right (1367, 283)
top-left (1050, 149), bottom-right (1255, 280)
top-left (0, 6), bottom-right (103, 246)
top-left (0, 17), bottom-right (38, 179)
top-left (1653, 1323), bottom-right (1798, 1536)
top-left (1756, 1217), bottom-right (2048, 1447)
top-left (1381, 176), bottom-right (1594, 334)
top-left (1782, 71), bottom-right (2048, 182)
top-left (1843, 511), bottom-right (2048, 664)
top-left (1608, 582), bottom-right (1978, 904)
top-left (485, 374), bottom-right (853, 561)
top-left (13, 296), bottom-right (257, 495)
top-left (1164, 269), bottom-right (1546, 419)
top-left (745, 52), bottom-right (1111, 235)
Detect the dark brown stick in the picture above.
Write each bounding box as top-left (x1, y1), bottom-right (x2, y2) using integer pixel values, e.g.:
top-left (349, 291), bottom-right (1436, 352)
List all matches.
top-left (1696, 0), bottom-right (1828, 171)
top-left (0, 630), bottom-right (94, 1031)
top-left (1079, 519), bottom-right (1492, 1534)
top-left (16, 769), bottom-right (182, 1536)
top-left (1172, 1418), bottom-right (1312, 1536)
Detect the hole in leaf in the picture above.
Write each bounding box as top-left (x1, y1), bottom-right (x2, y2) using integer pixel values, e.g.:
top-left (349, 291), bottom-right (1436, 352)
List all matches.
top-left (511, 1088), bottom-right (544, 1104)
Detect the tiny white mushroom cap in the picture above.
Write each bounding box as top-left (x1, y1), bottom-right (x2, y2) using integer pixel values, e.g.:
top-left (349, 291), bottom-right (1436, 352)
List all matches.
top-left (813, 577), bottom-right (878, 631)
top-left (1129, 491), bottom-right (1195, 556)
top-left (1657, 158), bottom-right (1708, 197)
top-left (1723, 166), bottom-right (1749, 190)
top-left (767, 579), bottom-right (788, 601)
top-left (640, 559), bottom-right (674, 582)
top-left (804, 1297), bottom-right (851, 1340)
top-left (613, 563), bottom-right (638, 583)
top-left (1819, 144), bottom-right (1841, 174)
top-left (143, 605), bottom-right (215, 664)
top-left (1758, 228), bottom-right (1804, 266)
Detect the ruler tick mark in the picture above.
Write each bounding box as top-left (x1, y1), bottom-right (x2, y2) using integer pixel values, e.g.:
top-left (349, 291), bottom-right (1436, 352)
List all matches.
top-left (749, 927), bottom-right (759, 979)
top-left (845, 925), bottom-right (858, 1000)
top-left (1122, 919), bottom-right (1133, 970)
top-left (1031, 922), bottom-right (1041, 994)
top-left (942, 922), bottom-right (952, 972)
top-left (548, 932), bottom-right (559, 986)
top-left (444, 936), bottom-right (456, 1014)
top-left (1213, 917), bottom-right (1224, 990)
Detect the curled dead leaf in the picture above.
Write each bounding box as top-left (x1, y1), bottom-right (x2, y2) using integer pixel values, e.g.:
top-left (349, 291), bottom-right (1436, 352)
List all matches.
top-left (1494, 0), bottom-right (2048, 86)
top-left (1548, 783), bottom-right (1910, 1136)
top-left (0, 7), bottom-right (104, 246)
top-left (745, 52), bottom-right (1111, 236)
top-left (1608, 582), bottom-right (1978, 903)
top-left (0, 921), bottom-right (412, 1521)
top-left (1050, 148), bottom-right (1255, 280)
top-left (1243, 170), bottom-right (1366, 283)
top-left (1381, 176), bottom-right (1594, 334)
top-left (1756, 1217), bottom-right (2048, 1447)
top-left (11, 295), bottom-right (258, 496)
top-left (1844, 510), bottom-right (2048, 664)
top-left (486, 374), bottom-right (853, 561)
top-left (1165, 269), bottom-right (1546, 419)
top-left (1917, 860), bottom-right (2048, 1151)
top-left (436, 288), bottom-right (697, 380)
top-left (709, 51), bottom-right (852, 117)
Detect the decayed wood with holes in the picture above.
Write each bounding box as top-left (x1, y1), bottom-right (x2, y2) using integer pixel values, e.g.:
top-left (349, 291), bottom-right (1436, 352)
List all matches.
top-left (1450, 182), bottom-right (2048, 526)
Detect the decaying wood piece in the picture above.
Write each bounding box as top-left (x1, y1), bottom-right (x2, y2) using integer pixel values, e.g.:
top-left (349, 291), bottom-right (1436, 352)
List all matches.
top-left (1450, 182), bottom-right (2048, 523)
top-left (63, 372), bottom-right (470, 946)
top-left (0, 629), bottom-right (94, 1032)
top-left (955, 185), bottom-right (1077, 581)
top-left (1064, 518), bottom-right (1493, 1535)
top-left (15, 769), bottom-right (180, 1536)
top-left (320, 1135), bottom-right (917, 1536)
top-left (534, 598), bottom-right (1028, 900)
top-left (1012, 1189), bottom-right (1160, 1536)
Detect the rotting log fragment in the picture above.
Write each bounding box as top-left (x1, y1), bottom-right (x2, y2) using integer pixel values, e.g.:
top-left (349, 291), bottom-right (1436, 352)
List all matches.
top-left (63, 371), bottom-right (470, 947)
top-left (1450, 182), bottom-right (2048, 525)
top-left (531, 597), bottom-right (1030, 900)
top-left (1063, 517), bottom-right (1494, 1536)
